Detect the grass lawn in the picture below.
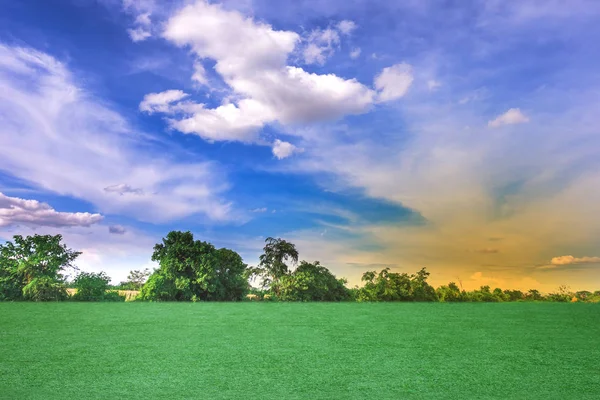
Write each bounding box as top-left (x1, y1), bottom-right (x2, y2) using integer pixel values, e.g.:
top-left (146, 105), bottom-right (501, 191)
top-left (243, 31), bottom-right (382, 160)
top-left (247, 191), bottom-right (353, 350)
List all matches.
top-left (1, 303), bottom-right (599, 399)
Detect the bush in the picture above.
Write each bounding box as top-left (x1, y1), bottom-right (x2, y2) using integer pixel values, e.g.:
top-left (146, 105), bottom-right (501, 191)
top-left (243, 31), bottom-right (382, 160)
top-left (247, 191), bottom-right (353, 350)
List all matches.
top-left (22, 277), bottom-right (68, 302)
top-left (72, 271), bottom-right (123, 301)
top-left (137, 272), bottom-right (177, 301)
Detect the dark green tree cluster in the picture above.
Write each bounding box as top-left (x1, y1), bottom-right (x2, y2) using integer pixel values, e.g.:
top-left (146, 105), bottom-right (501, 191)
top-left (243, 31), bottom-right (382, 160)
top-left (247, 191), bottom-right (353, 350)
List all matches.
top-left (71, 271), bottom-right (124, 302)
top-left (277, 261), bottom-right (351, 301)
top-left (138, 231), bottom-right (248, 301)
top-left (356, 267), bottom-right (438, 302)
top-left (0, 234), bottom-right (79, 301)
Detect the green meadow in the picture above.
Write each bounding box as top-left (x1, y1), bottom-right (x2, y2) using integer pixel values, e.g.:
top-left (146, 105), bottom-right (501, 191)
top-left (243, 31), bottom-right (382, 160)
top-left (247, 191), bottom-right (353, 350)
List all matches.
top-left (1, 303), bottom-right (599, 399)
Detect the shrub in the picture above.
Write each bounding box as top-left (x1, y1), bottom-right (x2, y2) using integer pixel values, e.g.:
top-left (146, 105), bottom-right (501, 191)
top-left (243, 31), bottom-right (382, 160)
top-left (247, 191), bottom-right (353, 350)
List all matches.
top-left (22, 277), bottom-right (68, 302)
top-left (137, 272), bottom-right (177, 301)
top-left (72, 271), bottom-right (123, 301)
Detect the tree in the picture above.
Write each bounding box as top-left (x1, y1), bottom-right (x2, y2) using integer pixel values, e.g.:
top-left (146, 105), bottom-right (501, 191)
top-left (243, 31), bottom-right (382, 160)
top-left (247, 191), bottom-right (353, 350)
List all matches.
top-left (0, 234), bottom-right (79, 301)
top-left (72, 271), bottom-right (123, 302)
top-left (436, 282), bottom-right (464, 302)
top-left (277, 261), bottom-right (351, 301)
top-left (138, 231), bottom-right (249, 301)
top-left (125, 268), bottom-right (151, 290)
top-left (526, 289), bottom-right (544, 301)
top-left (410, 268), bottom-right (438, 301)
top-left (357, 268), bottom-right (412, 302)
top-left (256, 237), bottom-right (299, 291)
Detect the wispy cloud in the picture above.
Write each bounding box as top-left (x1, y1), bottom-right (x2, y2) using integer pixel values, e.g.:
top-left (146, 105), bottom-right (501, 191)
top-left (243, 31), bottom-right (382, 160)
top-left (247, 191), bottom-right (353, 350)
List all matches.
top-left (488, 108), bottom-right (529, 128)
top-left (0, 43), bottom-right (233, 223)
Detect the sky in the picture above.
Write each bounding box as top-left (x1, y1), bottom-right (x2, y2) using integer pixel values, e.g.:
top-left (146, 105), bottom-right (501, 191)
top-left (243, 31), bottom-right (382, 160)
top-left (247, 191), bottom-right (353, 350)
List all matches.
top-left (1, 0), bottom-right (599, 292)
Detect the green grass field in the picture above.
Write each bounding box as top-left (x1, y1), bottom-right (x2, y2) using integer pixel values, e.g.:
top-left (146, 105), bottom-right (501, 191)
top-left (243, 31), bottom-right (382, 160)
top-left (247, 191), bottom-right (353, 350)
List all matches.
top-left (1, 303), bottom-right (599, 399)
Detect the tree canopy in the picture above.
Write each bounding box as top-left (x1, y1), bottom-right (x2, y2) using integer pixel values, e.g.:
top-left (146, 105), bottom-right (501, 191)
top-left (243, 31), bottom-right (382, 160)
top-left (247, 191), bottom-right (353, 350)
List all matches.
top-left (0, 234), bottom-right (79, 301)
top-left (138, 231), bottom-right (249, 301)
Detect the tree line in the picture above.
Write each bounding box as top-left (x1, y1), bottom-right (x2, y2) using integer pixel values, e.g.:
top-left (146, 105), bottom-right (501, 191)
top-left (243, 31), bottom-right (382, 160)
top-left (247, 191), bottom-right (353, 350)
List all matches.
top-left (1, 232), bottom-right (598, 303)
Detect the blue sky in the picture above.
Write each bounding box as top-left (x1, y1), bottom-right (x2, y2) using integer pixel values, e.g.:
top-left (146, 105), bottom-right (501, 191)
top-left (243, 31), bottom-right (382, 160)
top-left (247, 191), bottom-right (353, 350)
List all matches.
top-left (1, 0), bottom-right (599, 291)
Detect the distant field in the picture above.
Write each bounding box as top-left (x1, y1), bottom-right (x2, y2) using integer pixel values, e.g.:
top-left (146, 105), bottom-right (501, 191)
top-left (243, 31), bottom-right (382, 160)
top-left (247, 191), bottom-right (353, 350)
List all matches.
top-left (1, 303), bottom-right (599, 399)
top-left (65, 289), bottom-right (139, 301)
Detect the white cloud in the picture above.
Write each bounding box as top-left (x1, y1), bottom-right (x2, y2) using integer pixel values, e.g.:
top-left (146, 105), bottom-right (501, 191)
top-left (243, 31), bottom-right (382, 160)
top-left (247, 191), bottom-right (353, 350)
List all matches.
top-left (153, 1), bottom-right (376, 143)
top-left (488, 108), bottom-right (529, 128)
top-left (169, 98), bottom-right (275, 142)
top-left (374, 63), bottom-right (414, 102)
top-left (272, 139), bottom-right (301, 160)
top-left (191, 61), bottom-right (207, 85)
top-left (0, 43), bottom-right (233, 223)
top-left (139, 89), bottom-right (189, 113)
top-left (550, 255), bottom-right (600, 265)
top-left (427, 79), bottom-right (441, 91)
top-left (0, 192), bottom-right (103, 228)
top-left (135, 12), bottom-right (151, 26)
top-left (302, 27), bottom-right (340, 65)
top-left (108, 225), bottom-right (127, 234)
top-left (104, 184), bottom-right (143, 195)
top-left (250, 207), bottom-right (267, 213)
top-left (127, 27), bottom-right (151, 42)
top-left (337, 20), bottom-right (357, 35)
top-left (350, 48), bottom-right (361, 59)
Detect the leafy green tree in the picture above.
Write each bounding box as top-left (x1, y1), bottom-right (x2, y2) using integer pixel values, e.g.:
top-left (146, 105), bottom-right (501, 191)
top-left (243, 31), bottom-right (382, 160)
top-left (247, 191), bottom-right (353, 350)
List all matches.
top-left (436, 282), bottom-right (464, 302)
top-left (277, 261), bottom-right (350, 301)
top-left (72, 271), bottom-right (124, 301)
top-left (139, 231), bottom-right (248, 301)
top-left (526, 289), bottom-right (544, 301)
top-left (410, 268), bottom-right (438, 301)
top-left (503, 289), bottom-right (524, 301)
top-left (256, 237), bottom-right (298, 291)
top-left (0, 234), bottom-right (79, 301)
top-left (357, 268), bottom-right (412, 302)
top-left (22, 276), bottom-right (68, 302)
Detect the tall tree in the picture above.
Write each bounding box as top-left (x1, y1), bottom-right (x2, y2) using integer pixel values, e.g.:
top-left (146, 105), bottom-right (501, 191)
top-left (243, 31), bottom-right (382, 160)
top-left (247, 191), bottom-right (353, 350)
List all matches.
top-left (0, 234), bottom-right (80, 301)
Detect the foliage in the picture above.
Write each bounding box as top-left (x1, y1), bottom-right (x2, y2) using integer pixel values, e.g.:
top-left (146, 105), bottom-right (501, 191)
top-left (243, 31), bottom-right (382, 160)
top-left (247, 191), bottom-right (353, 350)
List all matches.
top-left (22, 276), bottom-right (68, 302)
top-left (276, 261), bottom-right (351, 301)
top-left (0, 234), bottom-right (80, 301)
top-left (436, 282), bottom-right (466, 302)
top-left (254, 237), bottom-right (299, 290)
top-left (138, 231), bottom-right (248, 301)
top-left (122, 268), bottom-right (151, 290)
top-left (72, 271), bottom-right (124, 302)
top-left (357, 267), bottom-right (437, 302)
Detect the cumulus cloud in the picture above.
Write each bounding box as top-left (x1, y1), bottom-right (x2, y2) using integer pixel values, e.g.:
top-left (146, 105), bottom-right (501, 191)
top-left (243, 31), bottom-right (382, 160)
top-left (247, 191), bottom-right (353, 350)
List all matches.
top-left (350, 48), bottom-right (361, 59)
top-left (0, 192), bottom-right (103, 228)
top-left (108, 225), bottom-right (127, 234)
top-left (0, 43), bottom-right (232, 223)
top-left (550, 255), bottom-right (600, 265)
top-left (488, 108), bottom-right (529, 128)
top-left (148, 1), bottom-right (376, 143)
top-left (374, 63), bottom-right (414, 102)
top-left (272, 139), bottom-right (301, 159)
